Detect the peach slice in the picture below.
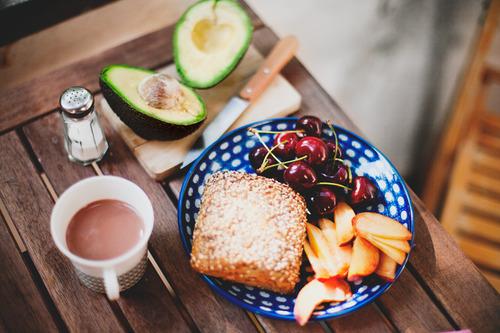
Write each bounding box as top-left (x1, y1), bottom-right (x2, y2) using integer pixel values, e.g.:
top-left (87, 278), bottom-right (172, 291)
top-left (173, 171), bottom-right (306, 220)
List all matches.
top-left (294, 278), bottom-right (352, 326)
top-left (347, 236), bottom-right (379, 281)
top-left (376, 253), bottom-right (397, 282)
top-left (353, 213), bottom-right (412, 240)
top-left (306, 223), bottom-right (337, 276)
top-left (372, 235), bottom-right (410, 253)
top-left (303, 241), bottom-right (330, 279)
top-left (333, 202), bottom-right (355, 245)
top-left (355, 229), bottom-right (410, 253)
top-left (337, 243), bottom-right (352, 270)
top-left (318, 219), bottom-right (351, 277)
top-left (363, 233), bottom-right (406, 265)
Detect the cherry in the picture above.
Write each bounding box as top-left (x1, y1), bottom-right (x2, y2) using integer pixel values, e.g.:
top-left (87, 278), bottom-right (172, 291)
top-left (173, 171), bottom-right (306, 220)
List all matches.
top-left (273, 132), bottom-right (299, 159)
top-left (324, 139), bottom-right (343, 159)
top-left (309, 187), bottom-right (337, 216)
top-left (350, 176), bottom-right (378, 205)
top-left (249, 146), bottom-right (276, 172)
top-left (295, 137), bottom-right (328, 166)
top-left (296, 116), bottom-right (323, 137)
top-left (283, 161), bottom-right (318, 190)
top-left (268, 166), bottom-right (285, 182)
top-left (319, 161), bottom-right (349, 184)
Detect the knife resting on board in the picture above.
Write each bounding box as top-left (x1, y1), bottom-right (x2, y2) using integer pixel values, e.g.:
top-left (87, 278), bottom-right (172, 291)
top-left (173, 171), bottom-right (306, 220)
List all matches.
top-left (181, 35), bottom-right (299, 168)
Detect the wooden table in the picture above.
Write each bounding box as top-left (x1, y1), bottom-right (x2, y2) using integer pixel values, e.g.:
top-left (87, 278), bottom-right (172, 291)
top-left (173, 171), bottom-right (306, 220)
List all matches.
top-left (0, 2), bottom-right (499, 332)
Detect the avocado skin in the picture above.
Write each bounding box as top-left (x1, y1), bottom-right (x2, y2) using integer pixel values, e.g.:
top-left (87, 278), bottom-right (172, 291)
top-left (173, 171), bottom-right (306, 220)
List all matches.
top-left (173, 0), bottom-right (253, 89)
top-left (100, 78), bottom-right (204, 141)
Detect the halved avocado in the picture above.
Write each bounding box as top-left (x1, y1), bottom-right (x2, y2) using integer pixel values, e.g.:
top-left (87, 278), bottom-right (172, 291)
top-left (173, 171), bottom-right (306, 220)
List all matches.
top-left (100, 65), bottom-right (206, 141)
top-left (173, 0), bottom-right (253, 88)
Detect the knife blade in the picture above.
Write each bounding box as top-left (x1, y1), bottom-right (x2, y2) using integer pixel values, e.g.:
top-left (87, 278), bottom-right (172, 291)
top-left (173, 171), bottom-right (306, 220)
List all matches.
top-left (181, 35), bottom-right (299, 169)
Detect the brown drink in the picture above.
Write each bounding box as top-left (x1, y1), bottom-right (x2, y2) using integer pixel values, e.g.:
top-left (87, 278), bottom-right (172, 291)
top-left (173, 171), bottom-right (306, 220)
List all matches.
top-left (66, 199), bottom-right (144, 260)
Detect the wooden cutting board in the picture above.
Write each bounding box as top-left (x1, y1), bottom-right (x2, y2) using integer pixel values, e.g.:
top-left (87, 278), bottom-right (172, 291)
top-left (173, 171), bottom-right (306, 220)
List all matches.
top-left (100, 45), bottom-right (301, 180)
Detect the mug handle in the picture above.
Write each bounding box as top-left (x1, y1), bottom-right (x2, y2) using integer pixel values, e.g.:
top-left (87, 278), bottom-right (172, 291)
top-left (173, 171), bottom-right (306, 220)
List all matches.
top-left (103, 268), bottom-right (119, 300)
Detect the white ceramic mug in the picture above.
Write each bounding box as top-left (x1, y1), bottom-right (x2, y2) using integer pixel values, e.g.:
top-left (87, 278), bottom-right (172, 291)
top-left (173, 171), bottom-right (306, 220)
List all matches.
top-left (51, 176), bottom-right (154, 300)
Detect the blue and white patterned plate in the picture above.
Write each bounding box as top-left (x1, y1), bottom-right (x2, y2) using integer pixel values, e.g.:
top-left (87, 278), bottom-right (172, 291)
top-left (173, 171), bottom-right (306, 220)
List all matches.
top-left (178, 117), bottom-right (414, 322)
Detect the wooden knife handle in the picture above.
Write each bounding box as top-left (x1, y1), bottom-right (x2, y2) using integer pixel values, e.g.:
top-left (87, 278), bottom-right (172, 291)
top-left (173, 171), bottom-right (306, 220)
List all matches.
top-left (239, 35), bottom-right (298, 102)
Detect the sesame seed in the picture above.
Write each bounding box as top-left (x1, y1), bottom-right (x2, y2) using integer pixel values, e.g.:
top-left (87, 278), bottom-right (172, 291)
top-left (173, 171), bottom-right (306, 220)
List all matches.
top-left (190, 171), bottom-right (307, 294)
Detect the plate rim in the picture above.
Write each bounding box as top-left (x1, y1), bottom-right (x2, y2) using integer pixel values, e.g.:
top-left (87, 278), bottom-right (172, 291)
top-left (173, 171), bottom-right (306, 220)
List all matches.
top-left (177, 117), bottom-right (415, 322)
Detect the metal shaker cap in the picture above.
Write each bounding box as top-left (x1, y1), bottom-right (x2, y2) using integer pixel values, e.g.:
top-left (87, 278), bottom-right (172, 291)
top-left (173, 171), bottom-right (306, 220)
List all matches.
top-left (59, 86), bottom-right (94, 118)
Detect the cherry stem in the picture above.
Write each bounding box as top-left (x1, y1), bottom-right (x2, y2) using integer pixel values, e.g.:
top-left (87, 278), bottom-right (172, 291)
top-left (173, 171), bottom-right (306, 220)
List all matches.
top-left (335, 158), bottom-right (344, 163)
top-left (346, 164), bottom-right (353, 184)
top-left (258, 141), bottom-right (283, 172)
top-left (261, 155), bottom-right (307, 172)
top-left (326, 121), bottom-right (340, 166)
top-left (248, 128), bottom-right (304, 135)
top-left (317, 182), bottom-right (352, 191)
top-left (249, 129), bottom-right (288, 169)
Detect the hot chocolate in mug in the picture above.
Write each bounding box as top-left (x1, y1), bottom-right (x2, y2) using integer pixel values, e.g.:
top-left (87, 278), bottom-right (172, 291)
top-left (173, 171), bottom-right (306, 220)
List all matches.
top-left (51, 176), bottom-right (154, 300)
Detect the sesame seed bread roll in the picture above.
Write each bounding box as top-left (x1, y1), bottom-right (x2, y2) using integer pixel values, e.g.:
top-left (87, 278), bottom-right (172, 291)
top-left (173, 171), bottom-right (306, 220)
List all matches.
top-left (190, 171), bottom-right (307, 294)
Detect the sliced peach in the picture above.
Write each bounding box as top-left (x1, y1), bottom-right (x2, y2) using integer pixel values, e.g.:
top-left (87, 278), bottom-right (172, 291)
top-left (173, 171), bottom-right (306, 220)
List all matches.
top-left (355, 229), bottom-right (410, 253)
top-left (294, 278), bottom-right (352, 326)
top-left (372, 235), bottom-right (410, 253)
top-left (337, 243), bottom-right (352, 269)
top-left (353, 212), bottom-right (412, 240)
top-left (318, 218), bottom-right (336, 242)
top-left (376, 253), bottom-right (397, 282)
top-left (303, 241), bottom-right (330, 279)
top-left (306, 223), bottom-right (337, 276)
top-left (363, 233), bottom-right (406, 265)
top-left (318, 219), bottom-right (350, 277)
top-left (333, 202), bottom-right (355, 245)
top-left (332, 241), bottom-right (353, 277)
top-left (347, 236), bottom-right (379, 281)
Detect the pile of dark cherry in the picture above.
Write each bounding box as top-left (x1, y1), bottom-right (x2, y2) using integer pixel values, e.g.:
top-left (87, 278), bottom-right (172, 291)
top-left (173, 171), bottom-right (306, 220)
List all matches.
top-left (249, 115), bottom-right (379, 217)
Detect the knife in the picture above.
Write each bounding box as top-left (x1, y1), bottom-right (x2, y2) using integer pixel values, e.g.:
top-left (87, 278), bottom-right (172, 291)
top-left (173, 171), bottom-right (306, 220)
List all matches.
top-left (181, 35), bottom-right (299, 169)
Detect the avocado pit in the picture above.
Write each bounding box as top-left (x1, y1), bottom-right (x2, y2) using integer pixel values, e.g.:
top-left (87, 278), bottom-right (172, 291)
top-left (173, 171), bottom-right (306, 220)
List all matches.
top-left (100, 65), bottom-right (206, 140)
top-left (138, 73), bottom-right (184, 110)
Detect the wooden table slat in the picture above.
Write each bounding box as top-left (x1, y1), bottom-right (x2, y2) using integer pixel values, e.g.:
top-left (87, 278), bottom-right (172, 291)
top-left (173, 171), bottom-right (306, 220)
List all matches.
top-left (166, 177), bottom-right (329, 333)
top-left (116, 265), bottom-right (193, 333)
top-left (377, 270), bottom-right (453, 332)
top-left (251, 28), bottom-right (357, 132)
top-left (252, 26), bottom-right (500, 333)
top-left (326, 306), bottom-right (394, 333)
top-left (168, 176), bottom-right (394, 333)
top-left (0, 24), bottom-right (175, 134)
top-left (257, 319), bottom-right (324, 333)
top-left (0, 0), bottom-right (263, 135)
top-left (407, 194), bottom-right (500, 332)
top-left (0, 213), bottom-right (60, 332)
top-left (93, 101), bottom-right (259, 332)
top-left (238, 0), bottom-right (264, 29)
top-left (23, 114), bottom-right (192, 333)
top-left (210, 26), bottom-right (455, 332)
top-left (0, 131), bottom-right (125, 332)
top-left (0, 2), bottom-right (497, 331)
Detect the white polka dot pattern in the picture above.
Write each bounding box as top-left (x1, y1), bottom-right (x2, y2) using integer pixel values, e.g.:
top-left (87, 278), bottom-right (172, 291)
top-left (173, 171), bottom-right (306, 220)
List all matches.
top-left (232, 145), bottom-right (242, 154)
top-left (178, 118), bottom-right (414, 322)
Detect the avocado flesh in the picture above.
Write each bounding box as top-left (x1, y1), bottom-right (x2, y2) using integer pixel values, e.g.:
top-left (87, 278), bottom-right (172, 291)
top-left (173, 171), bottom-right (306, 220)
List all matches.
top-left (100, 65), bottom-right (206, 141)
top-left (174, 0), bottom-right (253, 88)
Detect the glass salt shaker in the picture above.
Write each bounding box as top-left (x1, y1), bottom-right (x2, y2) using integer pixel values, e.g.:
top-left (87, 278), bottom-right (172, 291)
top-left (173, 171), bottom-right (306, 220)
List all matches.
top-left (59, 87), bottom-right (108, 165)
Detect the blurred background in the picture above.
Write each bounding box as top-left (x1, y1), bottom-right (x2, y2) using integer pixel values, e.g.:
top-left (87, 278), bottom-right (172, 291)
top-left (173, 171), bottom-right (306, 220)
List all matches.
top-left (247, 0), bottom-right (485, 183)
top-left (1, 0), bottom-right (499, 288)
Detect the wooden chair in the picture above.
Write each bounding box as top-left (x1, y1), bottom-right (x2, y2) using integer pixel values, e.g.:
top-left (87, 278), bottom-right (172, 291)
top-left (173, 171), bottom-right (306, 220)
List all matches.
top-left (424, 0), bottom-right (500, 292)
top-left (440, 68), bottom-right (500, 291)
top-left (423, 0), bottom-right (500, 213)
